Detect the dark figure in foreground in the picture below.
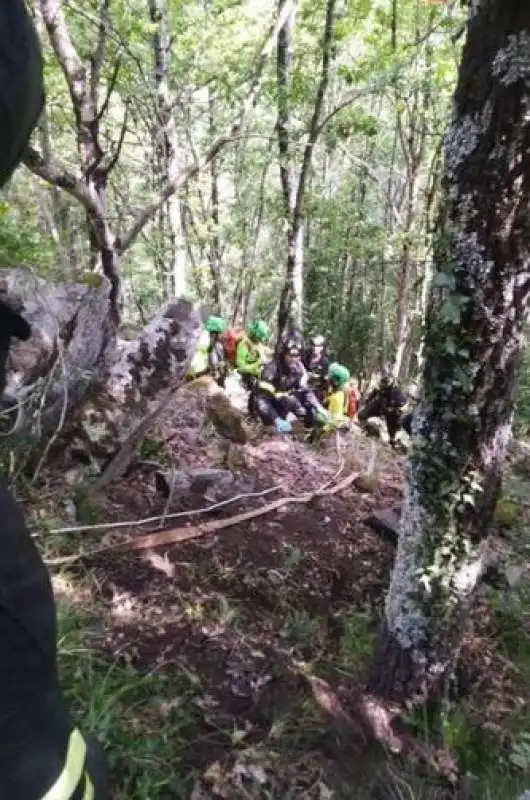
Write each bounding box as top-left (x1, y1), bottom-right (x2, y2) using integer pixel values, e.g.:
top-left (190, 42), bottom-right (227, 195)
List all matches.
top-left (357, 371), bottom-right (411, 447)
top-left (0, 4), bottom-right (108, 798)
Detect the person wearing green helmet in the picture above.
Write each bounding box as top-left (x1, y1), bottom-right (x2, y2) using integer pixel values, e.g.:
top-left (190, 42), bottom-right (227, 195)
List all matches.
top-left (235, 320), bottom-right (270, 383)
top-left (234, 319), bottom-right (271, 416)
top-left (318, 362), bottom-right (354, 431)
top-left (187, 315), bottom-right (228, 386)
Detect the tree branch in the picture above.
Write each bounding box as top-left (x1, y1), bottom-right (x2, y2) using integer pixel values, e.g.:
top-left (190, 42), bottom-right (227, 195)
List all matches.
top-left (95, 51), bottom-right (122, 124)
top-left (101, 102), bottom-right (129, 175)
top-left (39, 0), bottom-right (86, 109)
top-left (117, 0), bottom-right (298, 255)
top-left (90, 0), bottom-right (111, 109)
top-left (23, 146), bottom-right (101, 216)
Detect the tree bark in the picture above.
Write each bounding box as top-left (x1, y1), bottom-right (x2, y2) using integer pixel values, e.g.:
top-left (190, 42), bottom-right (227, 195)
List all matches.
top-left (276, 0), bottom-right (336, 338)
top-left (148, 0), bottom-right (187, 299)
top-left (367, 0), bottom-right (530, 704)
top-left (34, 0), bottom-right (123, 324)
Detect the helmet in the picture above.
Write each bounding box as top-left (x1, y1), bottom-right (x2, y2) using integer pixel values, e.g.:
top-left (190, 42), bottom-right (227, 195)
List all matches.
top-left (328, 362), bottom-right (350, 388)
top-left (284, 329), bottom-right (304, 349)
top-left (311, 334), bottom-right (325, 347)
top-left (205, 315), bottom-right (227, 334)
top-left (249, 319), bottom-right (270, 342)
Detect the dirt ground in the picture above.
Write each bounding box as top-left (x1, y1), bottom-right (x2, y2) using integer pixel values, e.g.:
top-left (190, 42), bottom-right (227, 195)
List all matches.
top-left (43, 391), bottom-right (529, 798)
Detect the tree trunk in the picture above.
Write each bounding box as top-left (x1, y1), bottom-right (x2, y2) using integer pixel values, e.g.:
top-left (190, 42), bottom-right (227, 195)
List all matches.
top-left (278, 216), bottom-right (304, 334)
top-left (367, 0), bottom-right (530, 704)
top-left (148, 0), bottom-right (187, 300)
top-left (276, 0), bottom-right (336, 338)
top-left (276, 0), bottom-right (298, 336)
top-left (207, 90), bottom-right (223, 311)
top-left (393, 244), bottom-right (412, 381)
top-left (392, 44), bottom-right (431, 383)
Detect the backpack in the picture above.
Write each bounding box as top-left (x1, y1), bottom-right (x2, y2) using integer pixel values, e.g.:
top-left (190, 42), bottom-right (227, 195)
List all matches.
top-left (344, 384), bottom-right (359, 417)
top-left (220, 329), bottom-right (244, 366)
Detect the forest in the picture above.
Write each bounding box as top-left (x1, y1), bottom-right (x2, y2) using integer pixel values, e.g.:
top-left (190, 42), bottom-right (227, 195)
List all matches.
top-left (1, 0), bottom-right (530, 797)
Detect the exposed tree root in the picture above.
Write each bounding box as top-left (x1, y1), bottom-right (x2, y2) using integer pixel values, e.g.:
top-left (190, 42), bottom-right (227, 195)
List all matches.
top-left (295, 669), bottom-right (459, 787)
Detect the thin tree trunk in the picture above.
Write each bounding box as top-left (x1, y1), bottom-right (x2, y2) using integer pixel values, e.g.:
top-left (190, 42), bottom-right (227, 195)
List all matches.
top-left (207, 88), bottom-right (223, 311)
top-left (148, 0), bottom-right (187, 300)
top-left (277, 0), bottom-right (336, 338)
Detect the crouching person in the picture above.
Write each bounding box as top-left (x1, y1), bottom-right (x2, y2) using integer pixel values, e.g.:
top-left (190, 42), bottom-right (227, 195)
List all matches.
top-left (308, 362), bottom-right (352, 437)
top-left (0, 2), bottom-right (108, 797)
top-left (357, 370), bottom-right (408, 447)
top-left (249, 339), bottom-right (311, 433)
top-left (187, 315), bottom-right (228, 387)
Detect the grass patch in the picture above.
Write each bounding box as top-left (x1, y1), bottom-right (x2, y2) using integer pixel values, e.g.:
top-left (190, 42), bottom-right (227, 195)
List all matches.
top-left (339, 610), bottom-right (378, 672)
top-left (57, 598), bottom-right (203, 799)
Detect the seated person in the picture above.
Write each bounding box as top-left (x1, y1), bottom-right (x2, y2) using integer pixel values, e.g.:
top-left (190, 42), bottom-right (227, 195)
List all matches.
top-left (251, 340), bottom-right (325, 433)
top-left (235, 319), bottom-right (270, 388)
top-left (357, 370), bottom-right (408, 447)
top-left (323, 362), bottom-right (352, 429)
top-left (187, 315), bottom-right (228, 386)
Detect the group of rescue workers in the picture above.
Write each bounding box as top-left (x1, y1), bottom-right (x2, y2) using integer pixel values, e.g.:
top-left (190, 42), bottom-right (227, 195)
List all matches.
top-left (187, 315), bottom-right (413, 446)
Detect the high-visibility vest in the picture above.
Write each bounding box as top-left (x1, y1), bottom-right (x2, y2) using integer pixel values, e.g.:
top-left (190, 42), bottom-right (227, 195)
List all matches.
top-left (40, 728), bottom-right (93, 799)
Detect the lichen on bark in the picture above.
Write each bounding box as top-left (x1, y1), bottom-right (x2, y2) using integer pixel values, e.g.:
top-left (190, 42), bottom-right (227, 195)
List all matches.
top-left (491, 30), bottom-right (530, 86)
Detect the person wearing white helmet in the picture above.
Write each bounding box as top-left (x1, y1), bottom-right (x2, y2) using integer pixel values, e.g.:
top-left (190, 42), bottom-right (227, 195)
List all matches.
top-left (303, 334), bottom-right (330, 401)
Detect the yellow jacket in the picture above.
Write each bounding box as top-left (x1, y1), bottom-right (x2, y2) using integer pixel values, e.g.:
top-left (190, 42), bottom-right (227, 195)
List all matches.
top-left (323, 388), bottom-right (349, 431)
top-left (188, 329), bottom-right (211, 376)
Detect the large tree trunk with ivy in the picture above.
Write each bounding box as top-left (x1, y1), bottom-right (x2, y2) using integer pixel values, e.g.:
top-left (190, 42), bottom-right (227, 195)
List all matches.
top-left (366, 0), bottom-right (530, 708)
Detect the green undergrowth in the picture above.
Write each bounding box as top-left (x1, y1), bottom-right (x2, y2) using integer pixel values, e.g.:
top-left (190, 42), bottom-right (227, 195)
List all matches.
top-left (57, 598), bottom-right (202, 798)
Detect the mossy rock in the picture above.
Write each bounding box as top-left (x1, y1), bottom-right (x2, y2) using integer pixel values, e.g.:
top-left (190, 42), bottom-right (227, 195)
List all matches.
top-left (354, 473), bottom-right (379, 493)
top-left (206, 392), bottom-right (248, 444)
top-left (79, 271), bottom-right (104, 288)
top-left (494, 497), bottom-right (522, 529)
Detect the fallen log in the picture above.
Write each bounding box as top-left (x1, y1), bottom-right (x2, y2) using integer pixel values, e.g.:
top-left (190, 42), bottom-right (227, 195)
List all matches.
top-left (45, 470), bottom-right (360, 567)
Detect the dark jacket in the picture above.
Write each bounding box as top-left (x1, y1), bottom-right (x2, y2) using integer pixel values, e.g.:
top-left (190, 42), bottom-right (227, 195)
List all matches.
top-left (303, 349), bottom-right (330, 381)
top-left (0, 484), bottom-right (108, 798)
top-left (0, 2), bottom-right (45, 186)
top-left (368, 384), bottom-right (407, 411)
top-left (260, 358), bottom-right (308, 394)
